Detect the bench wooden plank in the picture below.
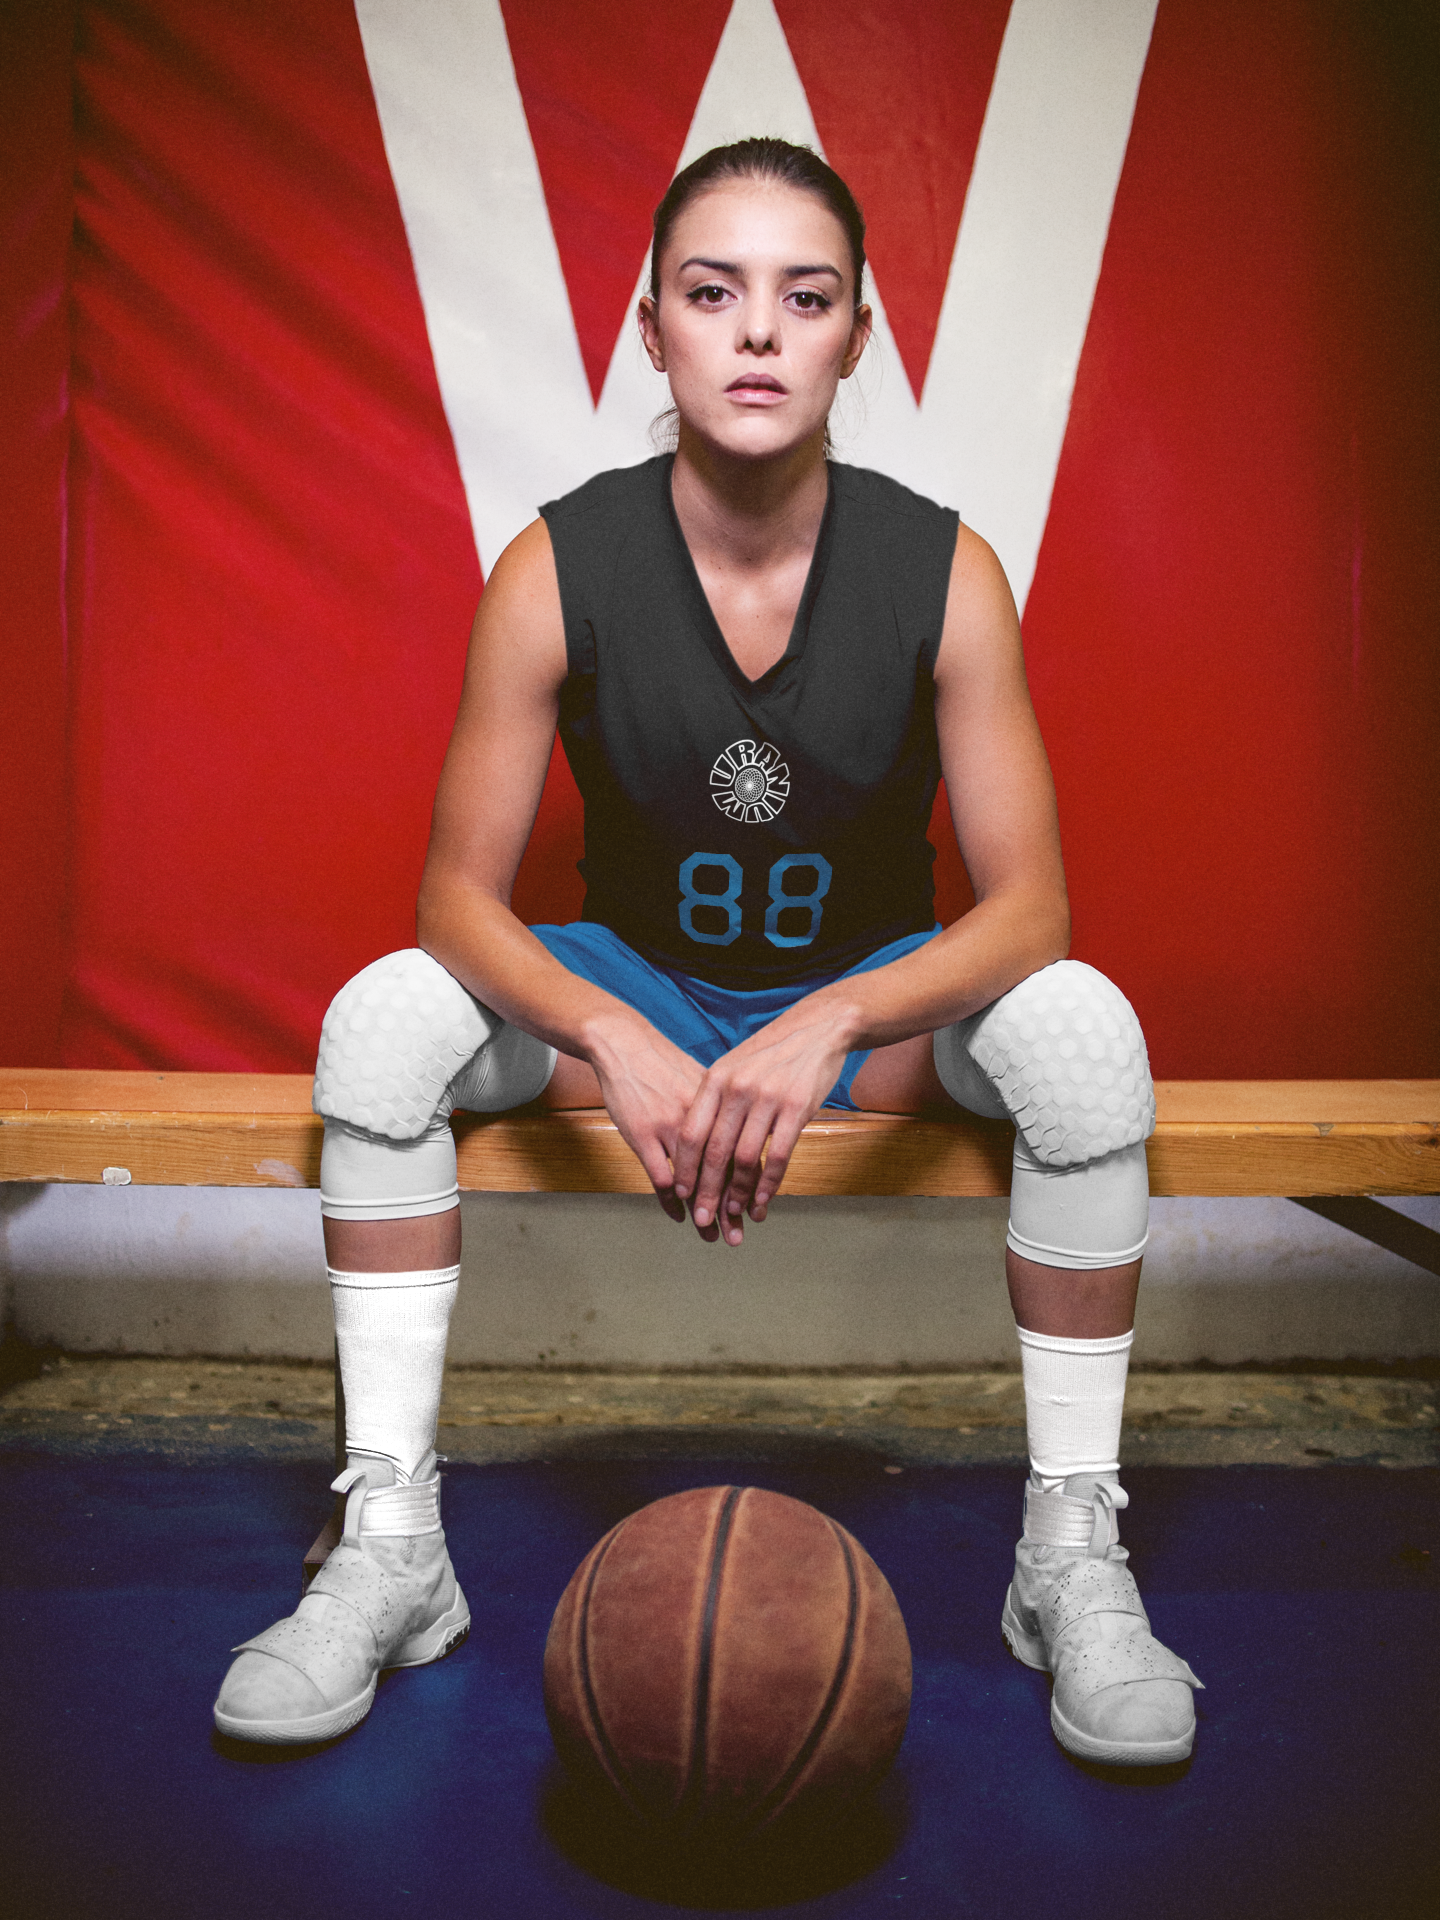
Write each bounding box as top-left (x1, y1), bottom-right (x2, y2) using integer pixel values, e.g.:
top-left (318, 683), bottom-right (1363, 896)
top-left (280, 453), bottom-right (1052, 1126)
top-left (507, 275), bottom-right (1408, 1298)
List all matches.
top-left (0, 1111), bottom-right (325, 1187)
top-left (450, 1108), bottom-right (1021, 1196)
top-left (2, 1072), bottom-right (1437, 1196)
top-left (0, 1071), bottom-right (315, 1113)
top-left (1142, 1081), bottom-right (1440, 1124)
top-left (1144, 1122), bottom-right (1437, 1197)
top-left (6, 1070), bottom-right (1436, 1125)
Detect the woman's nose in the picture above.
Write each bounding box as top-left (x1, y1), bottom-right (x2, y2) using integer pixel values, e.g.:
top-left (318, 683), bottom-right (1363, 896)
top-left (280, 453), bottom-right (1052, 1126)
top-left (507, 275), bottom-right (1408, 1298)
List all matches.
top-left (737, 302), bottom-right (781, 354)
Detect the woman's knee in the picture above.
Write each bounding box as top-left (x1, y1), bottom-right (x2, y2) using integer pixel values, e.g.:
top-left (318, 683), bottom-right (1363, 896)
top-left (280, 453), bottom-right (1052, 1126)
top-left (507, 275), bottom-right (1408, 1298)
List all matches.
top-left (312, 950), bottom-right (557, 1224)
top-left (933, 959), bottom-right (1154, 1166)
top-left (1007, 1137), bottom-right (1150, 1270)
top-left (319, 1114), bottom-right (461, 1225)
top-left (312, 948), bottom-right (499, 1141)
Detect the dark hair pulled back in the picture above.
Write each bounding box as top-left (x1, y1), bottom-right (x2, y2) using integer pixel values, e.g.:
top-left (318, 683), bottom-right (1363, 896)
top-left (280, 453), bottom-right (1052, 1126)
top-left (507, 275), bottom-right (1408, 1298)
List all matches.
top-left (649, 137), bottom-right (866, 310)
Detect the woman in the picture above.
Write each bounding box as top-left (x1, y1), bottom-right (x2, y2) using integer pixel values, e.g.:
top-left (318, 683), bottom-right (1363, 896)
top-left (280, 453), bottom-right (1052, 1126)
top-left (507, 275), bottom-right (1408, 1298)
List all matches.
top-left (214, 139), bottom-right (1200, 1765)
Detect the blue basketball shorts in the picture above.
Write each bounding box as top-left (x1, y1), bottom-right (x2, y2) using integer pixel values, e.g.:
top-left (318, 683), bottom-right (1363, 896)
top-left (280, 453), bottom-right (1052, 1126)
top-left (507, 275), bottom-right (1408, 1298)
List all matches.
top-left (526, 921), bottom-right (942, 1111)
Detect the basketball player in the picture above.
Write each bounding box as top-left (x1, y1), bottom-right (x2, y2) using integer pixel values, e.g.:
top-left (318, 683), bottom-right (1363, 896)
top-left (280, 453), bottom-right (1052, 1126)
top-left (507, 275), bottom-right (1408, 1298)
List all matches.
top-left (214, 139), bottom-right (1201, 1766)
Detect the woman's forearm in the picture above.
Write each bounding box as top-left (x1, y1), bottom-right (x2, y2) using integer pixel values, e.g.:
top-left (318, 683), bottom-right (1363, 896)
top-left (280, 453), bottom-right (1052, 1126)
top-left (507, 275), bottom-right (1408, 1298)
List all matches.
top-left (416, 871), bottom-right (647, 1066)
top-left (419, 859), bottom-right (1065, 1072)
top-left (798, 884), bottom-right (1070, 1055)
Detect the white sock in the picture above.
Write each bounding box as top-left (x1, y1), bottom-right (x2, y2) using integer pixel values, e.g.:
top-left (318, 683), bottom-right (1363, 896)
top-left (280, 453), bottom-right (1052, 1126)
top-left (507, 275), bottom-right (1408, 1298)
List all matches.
top-left (329, 1265), bottom-right (459, 1481)
top-left (1016, 1324), bottom-right (1134, 1492)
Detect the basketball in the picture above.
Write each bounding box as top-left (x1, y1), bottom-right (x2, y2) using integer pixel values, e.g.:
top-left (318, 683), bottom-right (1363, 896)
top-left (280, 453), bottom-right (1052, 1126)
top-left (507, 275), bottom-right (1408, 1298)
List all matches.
top-left (543, 1485), bottom-right (912, 1842)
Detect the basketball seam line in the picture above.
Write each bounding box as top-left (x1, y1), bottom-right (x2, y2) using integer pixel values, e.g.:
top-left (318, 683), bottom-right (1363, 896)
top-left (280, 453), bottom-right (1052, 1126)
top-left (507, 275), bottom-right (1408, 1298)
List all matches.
top-left (574, 1522), bottom-right (643, 1816)
top-left (746, 1516), bottom-right (861, 1834)
top-left (677, 1484), bottom-right (743, 1831)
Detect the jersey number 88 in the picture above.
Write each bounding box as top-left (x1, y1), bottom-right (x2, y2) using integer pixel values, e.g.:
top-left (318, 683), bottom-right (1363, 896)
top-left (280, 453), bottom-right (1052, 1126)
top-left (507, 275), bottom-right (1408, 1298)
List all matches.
top-left (679, 853), bottom-right (833, 949)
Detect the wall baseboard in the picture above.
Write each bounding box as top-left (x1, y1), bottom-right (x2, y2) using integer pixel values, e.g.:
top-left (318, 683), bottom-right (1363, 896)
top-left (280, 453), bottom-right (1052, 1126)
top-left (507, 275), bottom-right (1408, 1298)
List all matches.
top-left (3, 1185), bottom-right (1436, 1368)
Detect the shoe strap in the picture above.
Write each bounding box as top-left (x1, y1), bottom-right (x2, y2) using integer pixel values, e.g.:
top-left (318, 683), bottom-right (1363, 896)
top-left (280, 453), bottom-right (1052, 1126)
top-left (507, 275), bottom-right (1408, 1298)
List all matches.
top-left (330, 1465), bottom-right (442, 1544)
top-left (1024, 1481), bottom-right (1129, 1556)
top-left (1040, 1563), bottom-right (1204, 1699)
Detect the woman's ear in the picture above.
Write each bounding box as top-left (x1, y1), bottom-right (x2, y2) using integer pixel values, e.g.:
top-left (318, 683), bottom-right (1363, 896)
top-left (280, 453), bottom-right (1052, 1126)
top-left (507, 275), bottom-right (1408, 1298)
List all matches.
top-left (841, 302), bottom-right (873, 381)
top-left (638, 294), bottom-right (666, 372)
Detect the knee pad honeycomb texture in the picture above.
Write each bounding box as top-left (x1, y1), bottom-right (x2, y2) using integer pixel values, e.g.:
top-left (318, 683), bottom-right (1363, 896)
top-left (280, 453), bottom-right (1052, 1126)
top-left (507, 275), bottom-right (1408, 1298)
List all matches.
top-left (313, 949), bottom-right (496, 1141)
top-left (965, 961), bottom-right (1154, 1168)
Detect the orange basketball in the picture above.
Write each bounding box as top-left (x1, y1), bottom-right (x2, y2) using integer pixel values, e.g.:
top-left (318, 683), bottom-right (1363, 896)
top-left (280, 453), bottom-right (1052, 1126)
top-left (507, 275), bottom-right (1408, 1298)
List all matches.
top-left (543, 1485), bottom-right (912, 1842)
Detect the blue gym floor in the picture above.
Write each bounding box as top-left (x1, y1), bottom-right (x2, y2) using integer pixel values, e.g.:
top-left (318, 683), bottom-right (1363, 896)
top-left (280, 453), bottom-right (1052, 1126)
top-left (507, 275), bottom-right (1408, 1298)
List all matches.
top-left (1, 1443), bottom-right (1435, 1919)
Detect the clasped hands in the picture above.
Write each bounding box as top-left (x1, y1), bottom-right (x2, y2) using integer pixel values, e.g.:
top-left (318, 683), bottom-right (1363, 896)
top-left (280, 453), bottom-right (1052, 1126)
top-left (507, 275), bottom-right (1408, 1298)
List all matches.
top-left (586, 995), bottom-right (859, 1247)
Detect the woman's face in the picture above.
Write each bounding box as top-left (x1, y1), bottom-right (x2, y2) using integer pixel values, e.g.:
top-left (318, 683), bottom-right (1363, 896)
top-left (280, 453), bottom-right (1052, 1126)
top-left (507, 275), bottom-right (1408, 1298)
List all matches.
top-left (640, 178), bottom-right (871, 464)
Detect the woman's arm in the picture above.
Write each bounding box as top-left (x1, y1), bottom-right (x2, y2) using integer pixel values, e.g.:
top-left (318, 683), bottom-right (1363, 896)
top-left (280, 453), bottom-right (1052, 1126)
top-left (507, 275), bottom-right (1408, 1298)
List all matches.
top-left (669, 523), bottom-right (1070, 1236)
top-left (416, 521), bottom-right (708, 1209)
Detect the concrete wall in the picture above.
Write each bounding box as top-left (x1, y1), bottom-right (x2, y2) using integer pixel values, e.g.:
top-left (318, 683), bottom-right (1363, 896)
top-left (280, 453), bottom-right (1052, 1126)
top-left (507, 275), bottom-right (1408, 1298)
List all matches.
top-left (2, 1183), bottom-right (1435, 1366)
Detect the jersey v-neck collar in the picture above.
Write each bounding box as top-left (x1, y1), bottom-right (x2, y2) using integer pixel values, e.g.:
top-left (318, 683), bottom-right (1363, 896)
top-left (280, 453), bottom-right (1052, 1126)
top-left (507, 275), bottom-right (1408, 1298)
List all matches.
top-left (660, 454), bottom-right (835, 700)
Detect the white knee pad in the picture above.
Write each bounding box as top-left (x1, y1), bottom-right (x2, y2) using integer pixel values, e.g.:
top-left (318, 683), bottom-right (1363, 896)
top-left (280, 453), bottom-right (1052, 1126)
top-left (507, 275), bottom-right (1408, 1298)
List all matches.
top-left (1007, 1137), bottom-right (1149, 1270)
top-left (445, 1016), bottom-right (559, 1116)
top-left (931, 1023), bottom-right (1010, 1120)
top-left (320, 1116), bottom-right (460, 1222)
top-left (313, 947), bottom-right (555, 1141)
top-left (933, 960), bottom-right (1154, 1168)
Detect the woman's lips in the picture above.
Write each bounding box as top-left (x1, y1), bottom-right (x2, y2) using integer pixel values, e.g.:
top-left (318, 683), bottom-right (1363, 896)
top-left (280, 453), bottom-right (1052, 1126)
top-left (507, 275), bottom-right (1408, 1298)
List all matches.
top-left (726, 377), bottom-right (787, 404)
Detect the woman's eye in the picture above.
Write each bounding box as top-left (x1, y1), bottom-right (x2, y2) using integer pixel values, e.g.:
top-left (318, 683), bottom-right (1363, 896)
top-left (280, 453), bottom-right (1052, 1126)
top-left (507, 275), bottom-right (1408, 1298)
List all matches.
top-left (688, 283), bottom-right (730, 306)
top-left (789, 289), bottom-right (831, 312)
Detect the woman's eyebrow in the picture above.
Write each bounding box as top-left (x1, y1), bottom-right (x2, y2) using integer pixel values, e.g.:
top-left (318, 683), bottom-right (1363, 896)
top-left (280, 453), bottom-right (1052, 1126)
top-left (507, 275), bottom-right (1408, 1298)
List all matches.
top-left (675, 257), bottom-right (843, 281)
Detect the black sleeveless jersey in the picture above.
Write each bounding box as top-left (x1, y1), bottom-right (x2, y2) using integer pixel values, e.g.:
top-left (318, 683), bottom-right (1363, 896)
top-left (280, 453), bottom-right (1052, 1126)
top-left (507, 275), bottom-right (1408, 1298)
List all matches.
top-left (539, 455), bottom-right (958, 989)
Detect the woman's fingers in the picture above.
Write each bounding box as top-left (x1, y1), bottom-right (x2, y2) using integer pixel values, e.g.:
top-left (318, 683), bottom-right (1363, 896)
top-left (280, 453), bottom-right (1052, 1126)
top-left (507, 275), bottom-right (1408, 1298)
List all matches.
top-left (689, 1152), bottom-right (742, 1237)
top-left (687, 1201), bottom-right (723, 1244)
top-left (587, 1035), bottom-right (711, 1223)
top-left (717, 1097), bottom-right (806, 1232)
top-left (746, 1103), bottom-right (808, 1220)
top-left (601, 1065), bottom-right (717, 1233)
top-left (620, 1125), bottom-right (683, 1202)
top-left (679, 1094), bottom-right (748, 1244)
top-left (679, 1050), bottom-right (842, 1240)
top-left (652, 1180), bottom-right (689, 1224)
top-left (715, 1102), bottom-right (780, 1225)
top-left (670, 1079), bottom-right (723, 1205)
top-left (619, 1003), bottom-right (850, 1243)
top-left (683, 1085), bottom-right (754, 1232)
top-left (690, 1086), bottom-right (796, 1244)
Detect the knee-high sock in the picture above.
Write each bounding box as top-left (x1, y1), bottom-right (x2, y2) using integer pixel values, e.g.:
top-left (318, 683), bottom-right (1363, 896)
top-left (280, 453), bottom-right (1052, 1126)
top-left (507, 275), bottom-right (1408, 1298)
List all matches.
top-left (1016, 1324), bottom-right (1134, 1491)
top-left (329, 1265), bottom-right (459, 1482)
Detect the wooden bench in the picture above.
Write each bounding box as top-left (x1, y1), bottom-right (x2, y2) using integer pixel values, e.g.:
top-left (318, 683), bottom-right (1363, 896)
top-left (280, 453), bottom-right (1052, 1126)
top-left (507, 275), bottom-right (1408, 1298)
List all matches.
top-left (6, 1070), bottom-right (1436, 1578)
top-left (4, 1070), bottom-right (1438, 1199)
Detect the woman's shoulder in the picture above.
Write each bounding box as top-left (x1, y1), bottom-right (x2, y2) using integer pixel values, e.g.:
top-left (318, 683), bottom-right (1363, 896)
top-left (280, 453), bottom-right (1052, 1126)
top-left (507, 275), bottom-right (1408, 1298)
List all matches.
top-left (829, 460), bottom-right (963, 572)
top-left (828, 460), bottom-right (960, 533)
top-left (540, 454), bottom-right (671, 530)
top-left (827, 464), bottom-right (960, 598)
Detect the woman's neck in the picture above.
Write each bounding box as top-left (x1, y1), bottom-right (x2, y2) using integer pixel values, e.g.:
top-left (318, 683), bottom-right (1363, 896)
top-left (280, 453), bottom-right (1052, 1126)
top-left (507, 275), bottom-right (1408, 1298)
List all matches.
top-left (669, 425), bottom-right (829, 575)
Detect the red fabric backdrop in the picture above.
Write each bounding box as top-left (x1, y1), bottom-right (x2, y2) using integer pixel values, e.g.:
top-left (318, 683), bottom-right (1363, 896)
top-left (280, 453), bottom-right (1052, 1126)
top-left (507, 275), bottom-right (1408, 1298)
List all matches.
top-left (1026, 0), bottom-right (1440, 1074)
top-left (63, 0), bottom-right (481, 1067)
top-left (4, 0), bottom-right (1437, 1075)
top-left (1, 0), bottom-right (73, 1066)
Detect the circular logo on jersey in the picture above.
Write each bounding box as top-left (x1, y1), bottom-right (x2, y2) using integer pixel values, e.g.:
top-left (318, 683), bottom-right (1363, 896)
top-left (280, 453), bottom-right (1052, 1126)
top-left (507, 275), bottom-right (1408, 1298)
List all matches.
top-left (710, 739), bottom-right (791, 823)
